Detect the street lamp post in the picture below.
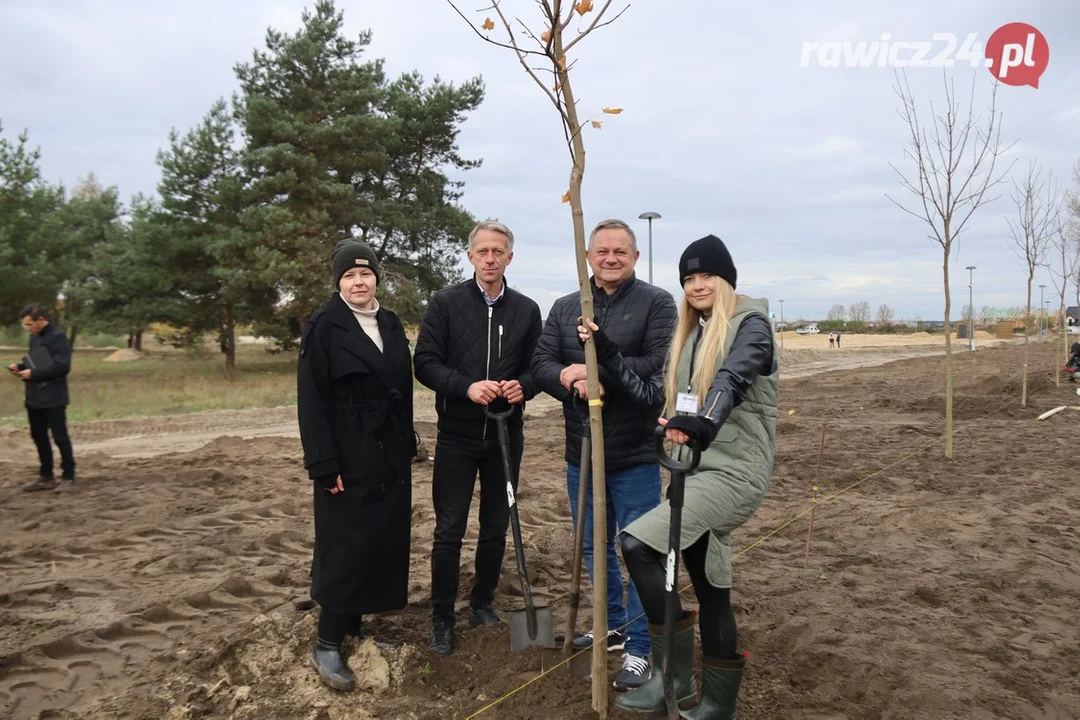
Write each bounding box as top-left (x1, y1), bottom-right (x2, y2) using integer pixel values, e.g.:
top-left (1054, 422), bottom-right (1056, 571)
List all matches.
top-left (779, 299), bottom-right (785, 349)
top-left (1039, 284), bottom-right (1046, 340)
top-left (638, 212), bottom-right (661, 285)
top-left (966, 265), bottom-right (976, 351)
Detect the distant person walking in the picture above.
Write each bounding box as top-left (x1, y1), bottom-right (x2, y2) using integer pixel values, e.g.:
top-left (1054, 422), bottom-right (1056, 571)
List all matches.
top-left (835, 331), bottom-right (842, 349)
top-left (828, 332), bottom-right (835, 348)
top-left (8, 305), bottom-right (76, 492)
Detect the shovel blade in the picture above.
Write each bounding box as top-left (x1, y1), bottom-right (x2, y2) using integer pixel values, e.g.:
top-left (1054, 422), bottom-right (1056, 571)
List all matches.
top-left (509, 605), bottom-right (556, 651)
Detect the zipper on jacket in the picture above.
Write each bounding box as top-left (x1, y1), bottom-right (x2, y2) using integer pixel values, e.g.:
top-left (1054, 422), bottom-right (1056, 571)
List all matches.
top-left (483, 305), bottom-right (493, 441)
top-left (498, 324), bottom-right (503, 358)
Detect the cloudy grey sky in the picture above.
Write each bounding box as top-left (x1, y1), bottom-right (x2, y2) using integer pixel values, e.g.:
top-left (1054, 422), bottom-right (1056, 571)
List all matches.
top-left (2, 0), bottom-right (1078, 322)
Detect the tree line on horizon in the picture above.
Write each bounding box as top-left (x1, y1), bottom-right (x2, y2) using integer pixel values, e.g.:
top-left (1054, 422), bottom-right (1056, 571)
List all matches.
top-left (0, 0), bottom-right (483, 370)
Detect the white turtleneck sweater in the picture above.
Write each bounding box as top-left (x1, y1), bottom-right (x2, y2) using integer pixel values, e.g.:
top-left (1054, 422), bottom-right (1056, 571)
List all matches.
top-left (340, 293), bottom-right (383, 352)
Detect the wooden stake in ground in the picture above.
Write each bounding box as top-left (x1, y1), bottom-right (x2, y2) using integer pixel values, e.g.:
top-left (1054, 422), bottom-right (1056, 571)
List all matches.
top-left (807, 425), bottom-right (820, 569)
top-left (446, 2), bottom-right (629, 714)
top-left (887, 70), bottom-right (1014, 457)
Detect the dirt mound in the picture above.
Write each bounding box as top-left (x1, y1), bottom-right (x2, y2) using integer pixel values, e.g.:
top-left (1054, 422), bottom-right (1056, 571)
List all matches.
top-left (2, 340), bottom-right (1078, 719)
top-left (102, 348), bottom-right (146, 362)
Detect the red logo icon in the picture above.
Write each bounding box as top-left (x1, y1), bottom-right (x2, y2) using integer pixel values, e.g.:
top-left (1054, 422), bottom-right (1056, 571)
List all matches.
top-left (984, 23), bottom-right (1049, 88)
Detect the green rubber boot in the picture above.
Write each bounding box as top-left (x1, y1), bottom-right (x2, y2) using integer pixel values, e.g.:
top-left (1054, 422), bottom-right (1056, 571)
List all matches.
top-left (679, 654), bottom-right (745, 719)
top-left (614, 612), bottom-right (697, 714)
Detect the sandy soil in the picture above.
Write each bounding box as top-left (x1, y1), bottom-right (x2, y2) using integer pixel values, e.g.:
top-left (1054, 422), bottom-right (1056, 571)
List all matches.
top-left (773, 329), bottom-right (1001, 350)
top-left (0, 340), bottom-right (1076, 719)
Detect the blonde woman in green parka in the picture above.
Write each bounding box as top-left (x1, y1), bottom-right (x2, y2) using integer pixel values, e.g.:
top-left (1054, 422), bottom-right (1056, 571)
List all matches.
top-left (577, 234), bottom-right (778, 718)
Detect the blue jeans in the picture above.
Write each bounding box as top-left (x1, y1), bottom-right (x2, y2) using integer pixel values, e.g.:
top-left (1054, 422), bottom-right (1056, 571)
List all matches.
top-left (567, 461), bottom-right (661, 658)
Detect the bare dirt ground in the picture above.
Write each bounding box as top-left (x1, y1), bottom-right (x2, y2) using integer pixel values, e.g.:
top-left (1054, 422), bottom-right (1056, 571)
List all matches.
top-left (0, 339), bottom-right (1076, 719)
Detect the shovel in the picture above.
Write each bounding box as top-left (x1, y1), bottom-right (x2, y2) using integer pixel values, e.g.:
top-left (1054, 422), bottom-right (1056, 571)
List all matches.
top-left (654, 425), bottom-right (702, 720)
top-left (485, 404), bottom-right (556, 651)
top-left (562, 391), bottom-right (592, 662)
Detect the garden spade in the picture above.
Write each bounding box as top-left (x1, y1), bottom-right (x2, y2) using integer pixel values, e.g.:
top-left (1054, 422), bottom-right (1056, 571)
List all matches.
top-left (654, 425), bottom-right (702, 720)
top-left (485, 404), bottom-right (556, 651)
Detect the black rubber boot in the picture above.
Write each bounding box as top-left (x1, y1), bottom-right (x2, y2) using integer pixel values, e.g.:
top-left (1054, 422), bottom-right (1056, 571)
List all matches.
top-left (310, 638), bottom-right (356, 691)
top-left (614, 611), bottom-right (697, 713)
top-left (680, 654), bottom-right (745, 719)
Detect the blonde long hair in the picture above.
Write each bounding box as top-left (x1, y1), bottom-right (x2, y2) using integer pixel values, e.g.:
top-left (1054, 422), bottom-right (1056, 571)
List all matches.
top-left (663, 276), bottom-right (741, 416)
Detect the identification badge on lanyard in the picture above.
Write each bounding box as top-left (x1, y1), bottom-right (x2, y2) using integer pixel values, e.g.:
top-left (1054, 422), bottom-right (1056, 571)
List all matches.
top-left (675, 392), bottom-right (699, 414)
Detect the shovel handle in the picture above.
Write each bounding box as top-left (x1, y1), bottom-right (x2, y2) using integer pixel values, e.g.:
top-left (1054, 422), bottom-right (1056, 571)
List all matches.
top-left (654, 424), bottom-right (701, 474)
top-left (492, 411), bottom-right (539, 642)
top-left (483, 405), bottom-right (515, 422)
top-left (655, 424), bottom-right (698, 720)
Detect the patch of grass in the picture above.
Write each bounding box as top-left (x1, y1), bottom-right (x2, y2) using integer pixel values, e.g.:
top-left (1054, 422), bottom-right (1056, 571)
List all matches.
top-left (0, 344), bottom-right (299, 425)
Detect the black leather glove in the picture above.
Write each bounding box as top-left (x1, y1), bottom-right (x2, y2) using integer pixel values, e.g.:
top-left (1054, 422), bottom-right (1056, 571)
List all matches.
top-left (578, 319), bottom-right (619, 363)
top-left (664, 415), bottom-right (719, 448)
top-left (316, 474), bottom-right (339, 490)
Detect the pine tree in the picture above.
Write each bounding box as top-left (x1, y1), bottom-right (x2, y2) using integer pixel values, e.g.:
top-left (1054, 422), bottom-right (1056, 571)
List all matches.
top-left (235, 0), bottom-right (484, 333)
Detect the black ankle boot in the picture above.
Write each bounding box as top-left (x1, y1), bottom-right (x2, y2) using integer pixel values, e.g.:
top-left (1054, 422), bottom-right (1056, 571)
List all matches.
top-left (430, 620), bottom-right (455, 655)
top-left (310, 638), bottom-right (356, 690)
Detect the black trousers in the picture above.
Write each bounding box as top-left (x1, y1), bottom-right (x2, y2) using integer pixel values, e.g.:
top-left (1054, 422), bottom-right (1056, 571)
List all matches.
top-left (623, 532), bottom-right (739, 659)
top-left (27, 406), bottom-right (75, 480)
top-left (430, 426), bottom-right (524, 625)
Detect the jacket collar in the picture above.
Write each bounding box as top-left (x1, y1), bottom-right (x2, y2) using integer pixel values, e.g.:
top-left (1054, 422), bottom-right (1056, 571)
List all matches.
top-left (325, 292), bottom-right (402, 391)
top-left (591, 272), bottom-right (638, 305)
top-left (469, 274), bottom-right (513, 306)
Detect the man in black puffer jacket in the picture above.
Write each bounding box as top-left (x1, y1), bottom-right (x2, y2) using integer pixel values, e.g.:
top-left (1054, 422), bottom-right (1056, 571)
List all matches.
top-left (531, 218), bottom-right (677, 690)
top-left (9, 304), bottom-right (76, 492)
top-left (414, 219), bottom-right (543, 656)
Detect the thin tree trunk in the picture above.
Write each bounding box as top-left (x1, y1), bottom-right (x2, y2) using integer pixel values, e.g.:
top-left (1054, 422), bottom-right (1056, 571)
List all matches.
top-left (224, 303), bottom-right (237, 377)
top-left (135, 330), bottom-right (143, 352)
top-left (1022, 279), bottom-right (1032, 407)
top-left (127, 333), bottom-right (134, 349)
top-left (555, 30), bottom-right (607, 717)
top-left (68, 326), bottom-right (78, 352)
top-left (942, 244), bottom-right (953, 458)
top-left (1060, 295), bottom-right (1067, 387)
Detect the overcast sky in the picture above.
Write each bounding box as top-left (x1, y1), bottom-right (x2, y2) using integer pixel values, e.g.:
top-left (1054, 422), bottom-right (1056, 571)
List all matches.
top-left (3, 1), bottom-right (1078, 322)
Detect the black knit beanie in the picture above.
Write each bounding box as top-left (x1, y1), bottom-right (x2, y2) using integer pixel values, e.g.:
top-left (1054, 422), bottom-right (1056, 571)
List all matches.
top-left (679, 234), bottom-right (737, 289)
top-left (332, 239), bottom-right (381, 286)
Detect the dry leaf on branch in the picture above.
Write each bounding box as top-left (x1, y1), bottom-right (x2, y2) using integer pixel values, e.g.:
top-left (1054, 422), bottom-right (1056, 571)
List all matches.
top-left (574, 0), bottom-right (594, 15)
top-left (557, 55), bottom-right (567, 70)
top-left (561, 190), bottom-right (572, 203)
top-left (591, 120), bottom-right (602, 129)
top-left (541, 30), bottom-right (551, 43)
top-left (602, 107), bottom-right (624, 114)
top-left (481, 17), bottom-right (495, 31)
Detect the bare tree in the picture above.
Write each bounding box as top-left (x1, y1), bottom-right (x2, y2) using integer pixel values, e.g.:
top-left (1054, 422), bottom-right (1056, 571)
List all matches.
top-left (826, 303), bottom-right (847, 322)
top-left (447, 1), bottom-right (628, 712)
top-left (876, 303), bottom-right (895, 325)
top-left (886, 69), bottom-right (1013, 458)
top-left (849, 301), bottom-right (871, 323)
top-left (1046, 208), bottom-right (1077, 386)
top-left (1072, 160), bottom-right (1080, 320)
top-left (1007, 160), bottom-right (1059, 404)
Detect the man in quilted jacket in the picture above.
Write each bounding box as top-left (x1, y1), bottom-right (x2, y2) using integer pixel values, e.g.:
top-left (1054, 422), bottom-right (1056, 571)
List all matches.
top-left (531, 218), bottom-right (677, 690)
top-left (414, 219), bottom-right (544, 656)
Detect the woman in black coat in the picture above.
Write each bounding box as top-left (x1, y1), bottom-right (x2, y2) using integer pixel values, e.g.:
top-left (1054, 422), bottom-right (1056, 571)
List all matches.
top-left (297, 239), bottom-right (416, 691)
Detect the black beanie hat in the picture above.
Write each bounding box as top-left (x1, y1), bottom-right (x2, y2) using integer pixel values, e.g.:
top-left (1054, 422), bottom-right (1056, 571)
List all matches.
top-left (679, 234), bottom-right (736, 289)
top-left (332, 239), bottom-right (381, 286)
